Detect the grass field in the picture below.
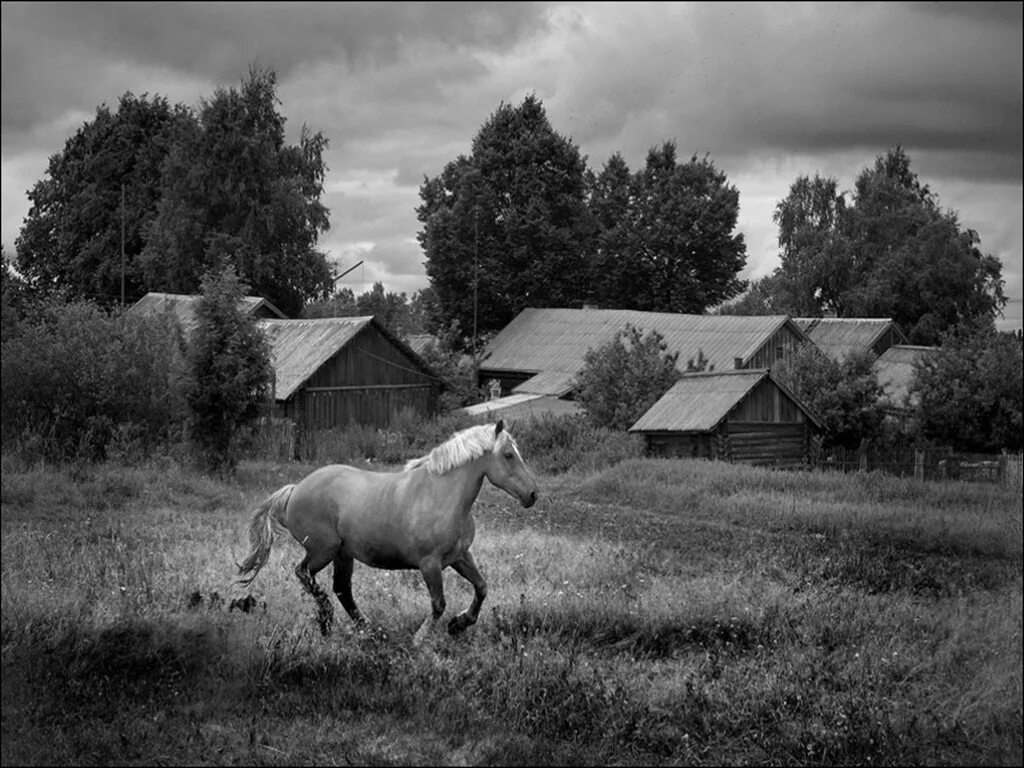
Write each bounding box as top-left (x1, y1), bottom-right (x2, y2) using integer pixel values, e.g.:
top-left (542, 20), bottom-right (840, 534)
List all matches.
top-left (2, 452), bottom-right (1021, 765)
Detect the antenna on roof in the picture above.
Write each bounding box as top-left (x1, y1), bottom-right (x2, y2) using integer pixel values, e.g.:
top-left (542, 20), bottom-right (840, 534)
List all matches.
top-left (332, 260), bottom-right (364, 289)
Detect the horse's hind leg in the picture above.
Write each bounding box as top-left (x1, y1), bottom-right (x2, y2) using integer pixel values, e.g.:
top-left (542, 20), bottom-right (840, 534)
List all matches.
top-left (448, 551), bottom-right (487, 636)
top-left (412, 557), bottom-right (446, 647)
top-left (332, 552), bottom-right (367, 627)
top-left (295, 552), bottom-right (335, 636)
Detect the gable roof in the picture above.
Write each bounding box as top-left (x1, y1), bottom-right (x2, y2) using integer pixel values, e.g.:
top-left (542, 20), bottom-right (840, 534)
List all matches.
top-left (256, 316), bottom-right (438, 401)
top-left (481, 307), bottom-right (804, 378)
top-left (462, 393), bottom-right (584, 420)
top-left (129, 291), bottom-right (287, 335)
top-left (794, 317), bottom-right (906, 362)
top-left (511, 369), bottom-right (578, 397)
top-left (629, 369), bottom-right (823, 433)
top-left (873, 344), bottom-right (937, 408)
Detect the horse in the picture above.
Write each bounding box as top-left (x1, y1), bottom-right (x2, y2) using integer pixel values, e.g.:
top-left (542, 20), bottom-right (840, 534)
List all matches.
top-left (236, 419), bottom-right (539, 645)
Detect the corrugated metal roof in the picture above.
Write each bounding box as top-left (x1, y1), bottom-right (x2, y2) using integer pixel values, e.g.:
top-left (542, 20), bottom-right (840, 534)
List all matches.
top-left (794, 317), bottom-right (904, 362)
top-left (256, 317), bottom-right (372, 400)
top-left (462, 394), bottom-right (583, 420)
top-left (629, 370), bottom-right (769, 433)
top-left (481, 308), bottom-right (797, 377)
top-left (129, 291), bottom-right (287, 334)
top-left (405, 334), bottom-right (439, 356)
top-left (512, 370), bottom-right (577, 396)
top-left (873, 344), bottom-right (937, 408)
top-left (629, 369), bottom-right (822, 433)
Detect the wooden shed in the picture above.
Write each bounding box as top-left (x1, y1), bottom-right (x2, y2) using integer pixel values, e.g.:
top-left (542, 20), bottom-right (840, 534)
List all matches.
top-left (794, 317), bottom-right (907, 363)
top-left (629, 369), bottom-right (823, 467)
top-left (256, 316), bottom-right (442, 431)
top-left (479, 307), bottom-right (811, 395)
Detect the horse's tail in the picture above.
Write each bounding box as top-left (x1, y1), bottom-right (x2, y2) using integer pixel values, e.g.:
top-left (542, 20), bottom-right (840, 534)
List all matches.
top-left (236, 484), bottom-right (295, 586)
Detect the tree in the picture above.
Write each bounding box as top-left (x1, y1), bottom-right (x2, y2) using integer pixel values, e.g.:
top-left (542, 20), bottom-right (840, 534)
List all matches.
top-left (773, 344), bottom-right (885, 450)
top-left (15, 93), bottom-right (194, 305)
top-left (143, 64), bottom-right (333, 317)
top-left (1, 297), bottom-right (188, 460)
top-left (304, 282), bottom-right (419, 338)
top-left (573, 325), bottom-right (682, 430)
top-left (1, 245), bottom-right (33, 344)
top-left (186, 263), bottom-right (274, 473)
top-left (769, 174), bottom-right (853, 316)
top-left (588, 143), bottom-right (748, 313)
top-left (909, 318), bottom-right (1023, 451)
top-left (417, 94), bottom-right (595, 351)
top-left (761, 147), bottom-right (1005, 343)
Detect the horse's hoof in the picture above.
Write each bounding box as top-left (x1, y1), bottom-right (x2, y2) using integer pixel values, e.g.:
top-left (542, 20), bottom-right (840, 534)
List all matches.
top-left (447, 615), bottom-right (469, 635)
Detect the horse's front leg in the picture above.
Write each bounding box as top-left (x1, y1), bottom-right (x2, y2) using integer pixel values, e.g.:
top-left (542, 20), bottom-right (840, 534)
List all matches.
top-left (413, 557), bottom-right (445, 647)
top-left (448, 550), bottom-right (487, 635)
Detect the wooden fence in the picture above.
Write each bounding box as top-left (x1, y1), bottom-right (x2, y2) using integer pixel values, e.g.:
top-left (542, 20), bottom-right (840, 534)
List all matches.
top-left (812, 443), bottom-right (1023, 488)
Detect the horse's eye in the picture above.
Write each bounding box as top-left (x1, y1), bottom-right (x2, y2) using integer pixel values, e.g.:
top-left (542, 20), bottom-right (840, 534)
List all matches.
top-left (504, 451), bottom-right (514, 460)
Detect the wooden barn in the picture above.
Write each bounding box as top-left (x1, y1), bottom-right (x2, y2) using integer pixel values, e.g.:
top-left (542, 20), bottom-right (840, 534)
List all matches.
top-left (629, 369), bottom-right (823, 467)
top-left (128, 291), bottom-right (287, 334)
top-left (479, 307), bottom-right (812, 395)
top-left (794, 317), bottom-right (907, 363)
top-left (256, 316), bottom-right (442, 431)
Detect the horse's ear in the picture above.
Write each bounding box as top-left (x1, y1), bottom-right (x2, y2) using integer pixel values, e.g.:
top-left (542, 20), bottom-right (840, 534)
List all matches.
top-left (495, 419), bottom-right (505, 436)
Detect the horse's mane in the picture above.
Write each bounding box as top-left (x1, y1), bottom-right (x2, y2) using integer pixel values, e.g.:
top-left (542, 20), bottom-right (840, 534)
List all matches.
top-left (404, 424), bottom-right (508, 475)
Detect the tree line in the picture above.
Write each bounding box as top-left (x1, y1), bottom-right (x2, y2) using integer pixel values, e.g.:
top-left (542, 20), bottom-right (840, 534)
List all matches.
top-left (4, 65), bottom-right (1008, 353)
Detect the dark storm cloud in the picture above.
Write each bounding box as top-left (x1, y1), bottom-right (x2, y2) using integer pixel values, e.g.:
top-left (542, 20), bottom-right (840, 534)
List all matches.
top-left (551, 3), bottom-right (1022, 183)
top-left (1, 1), bottom-right (549, 150)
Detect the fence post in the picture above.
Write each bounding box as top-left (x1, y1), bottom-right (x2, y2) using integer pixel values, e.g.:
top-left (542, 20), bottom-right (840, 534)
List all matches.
top-left (914, 450), bottom-right (924, 481)
top-left (999, 449), bottom-right (1008, 484)
top-left (858, 437), bottom-right (869, 473)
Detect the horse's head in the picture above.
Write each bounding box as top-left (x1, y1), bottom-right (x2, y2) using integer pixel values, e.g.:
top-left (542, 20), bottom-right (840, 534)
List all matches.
top-left (484, 420), bottom-right (539, 508)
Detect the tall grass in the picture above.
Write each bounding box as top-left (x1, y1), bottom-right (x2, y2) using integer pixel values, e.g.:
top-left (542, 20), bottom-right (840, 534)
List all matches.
top-left (2, 455), bottom-right (1021, 765)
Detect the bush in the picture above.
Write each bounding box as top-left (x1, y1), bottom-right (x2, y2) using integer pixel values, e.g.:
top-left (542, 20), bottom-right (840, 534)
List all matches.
top-left (516, 414), bottom-right (645, 475)
top-left (573, 325), bottom-right (681, 430)
top-left (910, 319), bottom-right (1023, 451)
top-left (0, 297), bottom-right (188, 461)
top-left (774, 344), bottom-right (885, 449)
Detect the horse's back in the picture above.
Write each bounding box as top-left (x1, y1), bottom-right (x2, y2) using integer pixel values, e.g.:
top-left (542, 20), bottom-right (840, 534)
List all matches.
top-left (283, 464), bottom-right (410, 560)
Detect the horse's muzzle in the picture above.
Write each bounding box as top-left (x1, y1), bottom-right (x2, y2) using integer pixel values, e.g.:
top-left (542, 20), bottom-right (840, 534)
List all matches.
top-left (522, 490), bottom-right (539, 508)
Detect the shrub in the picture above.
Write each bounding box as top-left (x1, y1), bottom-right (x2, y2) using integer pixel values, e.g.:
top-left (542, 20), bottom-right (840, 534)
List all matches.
top-left (573, 325), bottom-right (682, 430)
top-left (516, 414), bottom-right (644, 475)
top-left (910, 318), bottom-right (1023, 451)
top-left (0, 297), bottom-right (188, 460)
top-left (774, 343), bottom-right (885, 449)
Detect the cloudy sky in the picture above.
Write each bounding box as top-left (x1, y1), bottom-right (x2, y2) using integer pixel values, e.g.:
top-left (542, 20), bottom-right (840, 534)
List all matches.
top-left (2, 2), bottom-right (1021, 329)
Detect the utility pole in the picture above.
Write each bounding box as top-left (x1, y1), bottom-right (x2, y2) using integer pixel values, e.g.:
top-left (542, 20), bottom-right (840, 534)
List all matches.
top-left (120, 183), bottom-right (126, 307)
top-left (473, 204), bottom-right (479, 364)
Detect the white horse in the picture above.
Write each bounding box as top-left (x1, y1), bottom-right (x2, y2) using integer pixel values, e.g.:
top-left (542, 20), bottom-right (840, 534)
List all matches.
top-left (237, 420), bottom-right (538, 645)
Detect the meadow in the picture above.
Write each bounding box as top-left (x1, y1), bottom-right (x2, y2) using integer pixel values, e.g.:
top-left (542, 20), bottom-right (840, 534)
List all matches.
top-left (1, 451), bottom-right (1021, 766)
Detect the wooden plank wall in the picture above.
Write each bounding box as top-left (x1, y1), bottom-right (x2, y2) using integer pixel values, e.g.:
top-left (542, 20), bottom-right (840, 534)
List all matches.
top-left (281, 325), bottom-right (440, 430)
top-left (744, 324), bottom-right (807, 369)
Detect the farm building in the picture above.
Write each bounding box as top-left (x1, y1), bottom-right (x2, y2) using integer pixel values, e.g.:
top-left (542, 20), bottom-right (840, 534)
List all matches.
top-left (479, 307), bottom-right (812, 395)
top-left (462, 394), bottom-right (584, 422)
top-left (873, 344), bottom-right (938, 410)
top-left (794, 317), bottom-right (907, 362)
top-left (629, 369), bottom-right (823, 467)
top-left (128, 291), bottom-right (287, 334)
top-left (256, 316), bottom-right (442, 431)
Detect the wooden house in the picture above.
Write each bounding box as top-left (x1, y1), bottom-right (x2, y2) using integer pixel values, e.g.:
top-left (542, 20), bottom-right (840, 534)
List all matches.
top-left (256, 316), bottom-right (442, 431)
top-left (794, 317), bottom-right (907, 363)
top-left (479, 307), bottom-right (812, 396)
top-left (629, 369), bottom-right (823, 467)
top-left (128, 291), bottom-right (287, 335)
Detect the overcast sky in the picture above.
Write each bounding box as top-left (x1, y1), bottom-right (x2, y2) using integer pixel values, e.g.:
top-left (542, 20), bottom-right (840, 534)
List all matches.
top-left (2, 1), bottom-right (1021, 329)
